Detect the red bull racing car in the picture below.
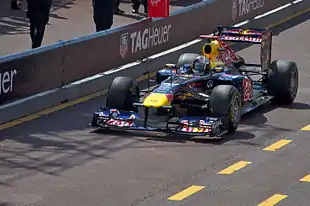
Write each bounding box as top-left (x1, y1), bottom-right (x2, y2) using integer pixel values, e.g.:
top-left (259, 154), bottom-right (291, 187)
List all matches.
top-left (89, 26), bottom-right (299, 139)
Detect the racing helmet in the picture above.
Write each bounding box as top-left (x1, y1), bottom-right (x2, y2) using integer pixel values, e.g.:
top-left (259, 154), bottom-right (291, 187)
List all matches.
top-left (192, 56), bottom-right (210, 75)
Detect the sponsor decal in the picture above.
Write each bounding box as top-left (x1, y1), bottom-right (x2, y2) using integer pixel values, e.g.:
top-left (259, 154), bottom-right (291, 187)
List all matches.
top-left (243, 76), bottom-right (253, 102)
top-left (232, 0), bottom-right (265, 21)
top-left (207, 80), bottom-right (213, 88)
top-left (261, 32), bottom-right (271, 70)
top-left (120, 24), bottom-right (172, 58)
top-left (120, 32), bottom-right (129, 58)
top-left (232, 0), bottom-right (238, 21)
top-left (220, 34), bottom-right (262, 43)
top-left (150, 0), bottom-right (161, 6)
top-left (106, 119), bottom-right (134, 127)
top-left (0, 69), bottom-right (17, 95)
top-left (180, 126), bottom-right (210, 133)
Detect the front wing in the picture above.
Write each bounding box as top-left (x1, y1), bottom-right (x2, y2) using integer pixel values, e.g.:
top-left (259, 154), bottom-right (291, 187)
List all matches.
top-left (89, 107), bottom-right (227, 139)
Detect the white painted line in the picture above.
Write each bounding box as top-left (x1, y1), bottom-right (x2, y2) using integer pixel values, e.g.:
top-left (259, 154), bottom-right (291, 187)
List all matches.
top-left (234, 20), bottom-right (250, 27)
top-left (254, 0), bottom-right (305, 20)
top-left (254, 3), bottom-right (292, 19)
top-left (0, 88), bottom-right (60, 109)
top-left (149, 39), bottom-right (202, 59)
top-left (68, 73), bottom-right (106, 86)
top-left (103, 62), bottom-right (140, 75)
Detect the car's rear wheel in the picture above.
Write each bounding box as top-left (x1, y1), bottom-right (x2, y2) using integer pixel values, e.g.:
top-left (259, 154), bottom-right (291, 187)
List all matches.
top-left (176, 53), bottom-right (201, 68)
top-left (234, 55), bottom-right (245, 69)
top-left (267, 60), bottom-right (299, 105)
top-left (106, 76), bottom-right (140, 111)
top-left (210, 85), bottom-right (242, 134)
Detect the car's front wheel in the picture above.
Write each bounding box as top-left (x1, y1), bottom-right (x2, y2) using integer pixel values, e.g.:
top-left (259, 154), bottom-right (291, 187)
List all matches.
top-left (106, 76), bottom-right (140, 111)
top-left (210, 85), bottom-right (242, 134)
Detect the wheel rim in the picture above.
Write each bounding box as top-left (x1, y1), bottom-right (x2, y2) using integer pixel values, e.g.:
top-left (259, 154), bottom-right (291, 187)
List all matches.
top-left (230, 96), bottom-right (241, 123)
top-left (290, 70), bottom-right (298, 99)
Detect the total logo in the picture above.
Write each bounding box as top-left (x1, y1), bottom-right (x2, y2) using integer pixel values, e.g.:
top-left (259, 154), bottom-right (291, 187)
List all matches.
top-left (120, 24), bottom-right (172, 58)
top-left (0, 69), bottom-right (17, 95)
top-left (232, 0), bottom-right (265, 21)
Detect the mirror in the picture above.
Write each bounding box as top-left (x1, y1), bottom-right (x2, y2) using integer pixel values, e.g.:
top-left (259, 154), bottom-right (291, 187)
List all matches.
top-left (165, 63), bottom-right (176, 68)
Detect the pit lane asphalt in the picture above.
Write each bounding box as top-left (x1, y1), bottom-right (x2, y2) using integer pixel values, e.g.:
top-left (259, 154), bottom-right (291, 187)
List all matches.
top-left (0, 8), bottom-right (310, 206)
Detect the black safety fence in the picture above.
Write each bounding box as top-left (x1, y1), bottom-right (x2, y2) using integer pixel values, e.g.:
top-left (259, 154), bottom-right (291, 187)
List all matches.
top-left (0, 0), bottom-right (295, 105)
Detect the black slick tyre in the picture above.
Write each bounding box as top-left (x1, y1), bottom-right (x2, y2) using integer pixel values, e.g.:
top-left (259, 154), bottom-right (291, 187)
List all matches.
top-left (234, 55), bottom-right (245, 69)
top-left (210, 85), bottom-right (242, 134)
top-left (267, 60), bottom-right (298, 105)
top-left (106, 76), bottom-right (140, 111)
top-left (156, 53), bottom-right (200, 84)
top-left (91, 113), bottom-right (99, 127)
top-left (176, 53), bottom-right (201, 68)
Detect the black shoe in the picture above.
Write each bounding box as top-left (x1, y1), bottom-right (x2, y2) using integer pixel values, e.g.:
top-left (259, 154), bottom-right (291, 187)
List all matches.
top-left (132, 9), bottom-right (139, 13)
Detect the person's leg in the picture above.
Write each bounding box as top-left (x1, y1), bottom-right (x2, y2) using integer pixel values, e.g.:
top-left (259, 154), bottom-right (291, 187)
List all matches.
top-left (142, 0), bottom-right (147, 14)
top-left (27, 9), bottom-right (36, 48)
top-left (32, 17), bottom-right (46, 48)
top-left (131, 0), bottom-right (140, 13)
top-left (93, 0), bottom-right (114, 32)
top-left (29, 19), bottom-right (35, 45)
top-left (114, 0), bottom-right (124, 14)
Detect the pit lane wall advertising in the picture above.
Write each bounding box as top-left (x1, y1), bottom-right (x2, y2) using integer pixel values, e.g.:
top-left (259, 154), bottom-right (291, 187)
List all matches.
top-left (0, 0), bottom-right (296, 105)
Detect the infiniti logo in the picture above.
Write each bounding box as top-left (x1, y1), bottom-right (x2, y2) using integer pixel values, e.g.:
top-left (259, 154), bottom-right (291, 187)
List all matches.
top-left (150, 0), bottom-right (161, 6)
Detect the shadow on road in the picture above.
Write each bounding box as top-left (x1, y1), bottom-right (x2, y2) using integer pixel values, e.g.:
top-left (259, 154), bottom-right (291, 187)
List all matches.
top-left (0, 0), bottom-right (75, 36)
top-left (169, 0), bottom-right (202, 7)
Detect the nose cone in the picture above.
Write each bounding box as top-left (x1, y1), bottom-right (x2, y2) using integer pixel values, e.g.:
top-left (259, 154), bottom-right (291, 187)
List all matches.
top-left (143, 93), bottom-right (171, 108)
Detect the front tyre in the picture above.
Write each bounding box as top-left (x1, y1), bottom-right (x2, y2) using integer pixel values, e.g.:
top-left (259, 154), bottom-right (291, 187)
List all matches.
top-left (106, 76), bottom-right (140, 111)
top-left (267, 60), bottom-right (299, 105)
top-left (210, 85), bottom-right (242, 134)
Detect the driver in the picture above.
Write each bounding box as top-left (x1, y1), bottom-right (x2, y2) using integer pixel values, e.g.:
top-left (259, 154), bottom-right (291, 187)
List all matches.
top-left (192, 56), bottom-right (211, 75)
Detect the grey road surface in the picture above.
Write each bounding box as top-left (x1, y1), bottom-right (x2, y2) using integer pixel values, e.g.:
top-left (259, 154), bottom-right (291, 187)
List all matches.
top-left (0, 7), bottom-right (309, 206)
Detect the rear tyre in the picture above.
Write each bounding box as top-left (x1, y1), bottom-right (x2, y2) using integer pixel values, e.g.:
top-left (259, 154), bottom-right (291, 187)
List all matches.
top-left (106, 76), bottom-right (140, 111)
top-left (267, 60), bottom-right (298, 105)
top-left (234, 55), bottom-right (245, 69)
top-left (176, 53), bottom-right (201, 68)
top-left (210, 85), bottom-right (242, 134)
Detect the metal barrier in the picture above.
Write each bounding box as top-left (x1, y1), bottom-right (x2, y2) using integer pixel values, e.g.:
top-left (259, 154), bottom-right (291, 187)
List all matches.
top-left (0, 0), bottom-right (294, 105)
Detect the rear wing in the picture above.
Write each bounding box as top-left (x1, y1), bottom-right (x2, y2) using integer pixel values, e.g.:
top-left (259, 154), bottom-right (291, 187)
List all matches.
top-left (201, 26), bottom-right (270, 44)
top-left (200, 26), bottom-right (272, 71)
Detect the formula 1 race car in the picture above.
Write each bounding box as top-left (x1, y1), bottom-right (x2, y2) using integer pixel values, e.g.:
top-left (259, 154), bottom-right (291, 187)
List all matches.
top-left (89, 26), bottom-right (299, 139)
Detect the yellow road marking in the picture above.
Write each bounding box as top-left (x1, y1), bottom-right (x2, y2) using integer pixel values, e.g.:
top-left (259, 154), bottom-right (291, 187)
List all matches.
top-left (217, 161), bottom-right (251, 175)
top-left (167, 185), bottom-right (205, 201)
top-left (0, 120), bottom-right (23, 130)
top-left (258, 194), bottom-right (288, 206)
top-left (266, 8), bottom-right (310, 29)
top-left (300, 124), bottom-right (310, 131)
top-left (18, 114), bottom-right (41, 122)
top-left (0, 8), bottom-right (309, 131)
top-left (262, 139), bottom-right (293, 152)
top-left (300, 174), bottom-right (310, 182)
